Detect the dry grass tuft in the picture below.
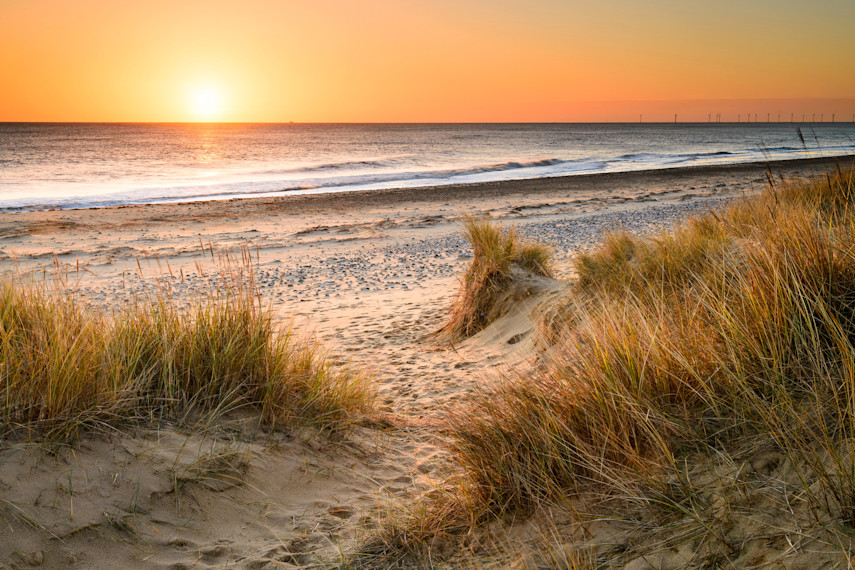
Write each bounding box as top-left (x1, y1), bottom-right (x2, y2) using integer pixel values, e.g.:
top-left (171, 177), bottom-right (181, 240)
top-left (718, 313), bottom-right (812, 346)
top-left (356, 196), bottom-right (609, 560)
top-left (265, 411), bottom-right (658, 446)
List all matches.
top-left (0, 249), bottom-right (373, 442)
top-left (441, 217), bottom-right (554, 339)
top-left (170, 446), bottom-right (252, 493)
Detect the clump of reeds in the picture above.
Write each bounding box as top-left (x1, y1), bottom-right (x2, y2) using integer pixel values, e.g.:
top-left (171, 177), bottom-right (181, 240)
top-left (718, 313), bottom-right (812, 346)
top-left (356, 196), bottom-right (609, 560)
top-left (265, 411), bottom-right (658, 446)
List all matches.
top-left (442, 217), bottom-right (554, 339)
top-left (448, 167), bottom-right (855, 522)
top-left (0, 251), bottom-right (373, 442)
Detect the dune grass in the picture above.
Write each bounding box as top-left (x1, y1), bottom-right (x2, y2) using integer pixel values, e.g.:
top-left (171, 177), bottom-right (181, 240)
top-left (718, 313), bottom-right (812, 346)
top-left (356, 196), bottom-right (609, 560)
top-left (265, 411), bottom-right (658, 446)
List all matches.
top-left (441, 217), bottom-right (554, 339)
top-left (450, 168), bottom-right (855, 513)
top-left (367, 166), bottom-right (855, 565)
top-left (0, 251), bottom-right (373, 442)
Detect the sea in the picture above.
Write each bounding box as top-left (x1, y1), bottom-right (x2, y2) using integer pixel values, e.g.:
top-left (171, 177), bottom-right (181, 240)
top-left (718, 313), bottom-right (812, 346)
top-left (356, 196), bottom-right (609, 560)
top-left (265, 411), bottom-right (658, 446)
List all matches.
top-left (1, 122), bottom-right (854, 212)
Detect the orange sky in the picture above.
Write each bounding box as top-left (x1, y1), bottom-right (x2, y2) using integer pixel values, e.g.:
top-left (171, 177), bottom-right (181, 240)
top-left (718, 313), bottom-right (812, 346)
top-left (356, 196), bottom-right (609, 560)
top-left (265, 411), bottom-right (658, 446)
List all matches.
top-left (1, 0), bottom-right (854, 122)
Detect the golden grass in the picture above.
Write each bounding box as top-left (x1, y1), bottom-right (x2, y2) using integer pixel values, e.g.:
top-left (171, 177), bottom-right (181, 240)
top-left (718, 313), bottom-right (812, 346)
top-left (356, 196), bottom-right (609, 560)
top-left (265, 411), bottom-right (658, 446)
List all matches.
top-left (0, 251), bottom-right (373, 442)
top-left (373, 166), bottom-right (855, 565)
top-left (441, 217), bottom-right (554, 339)
top-left (452, 168), bottom-right (855, 512)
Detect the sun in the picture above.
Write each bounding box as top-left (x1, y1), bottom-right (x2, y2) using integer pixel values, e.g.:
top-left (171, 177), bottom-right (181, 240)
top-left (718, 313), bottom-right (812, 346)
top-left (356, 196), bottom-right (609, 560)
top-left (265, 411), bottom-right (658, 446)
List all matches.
top-left (188, 85), bottom-right (225, 121)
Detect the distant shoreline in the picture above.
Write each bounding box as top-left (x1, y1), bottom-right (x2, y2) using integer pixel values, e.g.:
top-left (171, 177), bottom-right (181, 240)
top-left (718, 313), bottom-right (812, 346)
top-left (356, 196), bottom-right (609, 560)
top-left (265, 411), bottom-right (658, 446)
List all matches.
top-left (5, 153), bottom-right (851, 217)
top-left (244, 153), bottom-right (855, 211)
top-left (4, 121), bottom-right (854, 213)
top-left (6, 154), bottom-right (855, 218)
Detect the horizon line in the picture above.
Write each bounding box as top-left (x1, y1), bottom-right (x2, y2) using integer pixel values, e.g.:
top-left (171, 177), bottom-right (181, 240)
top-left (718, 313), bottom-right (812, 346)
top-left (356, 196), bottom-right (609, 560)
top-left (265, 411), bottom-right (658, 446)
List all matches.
top-left (4, 120), bottom-right (855, 125)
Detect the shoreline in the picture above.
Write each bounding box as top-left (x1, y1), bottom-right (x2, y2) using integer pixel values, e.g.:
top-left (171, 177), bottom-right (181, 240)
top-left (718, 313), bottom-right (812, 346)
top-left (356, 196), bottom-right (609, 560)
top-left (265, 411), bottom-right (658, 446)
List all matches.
top-left (0, 154), bottom-right (847, 280)
top-left (3, 154), bottom-right (852, 220)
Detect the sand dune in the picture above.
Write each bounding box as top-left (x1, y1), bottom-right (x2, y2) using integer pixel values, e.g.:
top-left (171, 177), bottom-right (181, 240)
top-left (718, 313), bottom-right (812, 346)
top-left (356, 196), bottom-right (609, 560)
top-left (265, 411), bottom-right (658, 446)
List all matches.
top-left (0, 157), bottom-right (851, 568)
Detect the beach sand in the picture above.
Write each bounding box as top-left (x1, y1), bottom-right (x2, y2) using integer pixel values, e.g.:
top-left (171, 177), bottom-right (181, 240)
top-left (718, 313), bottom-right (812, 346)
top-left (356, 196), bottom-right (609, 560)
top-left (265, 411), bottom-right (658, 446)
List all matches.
top-left (0, 156), bottom-right (851, 568)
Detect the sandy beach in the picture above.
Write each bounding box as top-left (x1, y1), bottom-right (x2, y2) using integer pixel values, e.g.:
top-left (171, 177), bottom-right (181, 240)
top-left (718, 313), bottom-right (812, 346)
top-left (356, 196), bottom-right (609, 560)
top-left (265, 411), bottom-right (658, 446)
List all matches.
top-left (0, 155), bottom-right (853, 568)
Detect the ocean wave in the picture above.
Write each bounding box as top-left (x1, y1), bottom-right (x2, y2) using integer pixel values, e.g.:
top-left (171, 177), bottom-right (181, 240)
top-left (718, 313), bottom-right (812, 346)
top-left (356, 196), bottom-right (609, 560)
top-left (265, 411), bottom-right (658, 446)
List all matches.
top-left (0, 158), bottom-right (578, 211)
top-left (248, 157), bottom-right (569, 179)
top-left (451, 158), bottom-right (567, 174)
top-left (759, 145), bottom-right (801, 152)
top-left (2, 131), bottom-right (854, 212)
top-left (280, 158), bottom-right (402, 174)
top-left (616, 150), bottom-right (734, 162)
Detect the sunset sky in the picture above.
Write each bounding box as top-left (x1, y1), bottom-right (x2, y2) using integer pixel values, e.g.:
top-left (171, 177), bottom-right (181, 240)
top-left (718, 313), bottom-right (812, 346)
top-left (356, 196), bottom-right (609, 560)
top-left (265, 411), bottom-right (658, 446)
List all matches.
top-left (2, 0), bottom-right (854, 123)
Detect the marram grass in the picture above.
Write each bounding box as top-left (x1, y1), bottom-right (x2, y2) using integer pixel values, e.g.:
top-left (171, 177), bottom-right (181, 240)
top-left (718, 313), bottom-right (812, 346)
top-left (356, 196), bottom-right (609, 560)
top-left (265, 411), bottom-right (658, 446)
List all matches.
top-left (450, 168), bottom-right (855, 515)
top-left (441, 216), bottom-right (554, 339)
top-left (368, 167), bottom-right (855, 566)
top-left (0, 255), bottom-right (373, 442)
